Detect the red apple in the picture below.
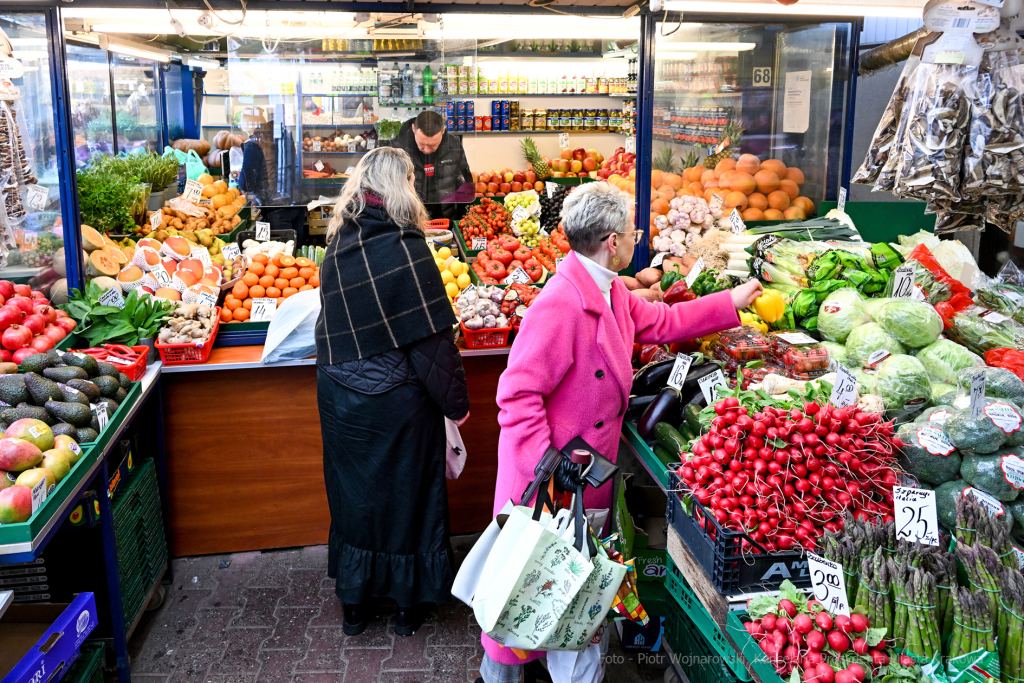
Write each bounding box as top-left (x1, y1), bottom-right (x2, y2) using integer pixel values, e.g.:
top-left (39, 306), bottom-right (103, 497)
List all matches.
top-left (30, 336), bottom-right (54, 353)
top-left (32, 305), bottom-right (56, 325)
top-left (55, 318), bottom-right (78, 334)
top-left (43, 325), bottom-right (66, 343)
top-left (513, 172), bottom-right (526, 183)
top-left (582, 158), bottom-right (597, 172)
top-left (2, 324), bottom-right (33, 350)
top-left (523, 181), bottom-right (534, 191)
top-left (485, 192), bottom-right (495, 197)
top-left (475, 182), bottom-right (487, 193)
top-left (511, 182), bottom-right (523, 192)
top-left (475, 193), bottom-right (483, 198)
top-left (12, 347), bottom-right (35, 364)
top-left (12, 284), bottom-right (30, 297)
top-left (560, 148), bottom-right (573, 160)
top-left (525, 170), bottom-right (537, 183)
top-left (478, 171), bottom-right (492, 183)
top-left (487, 182), bottom-right (500, 193)
top-left (572, 148), bottom-right (586, 161)
top-left (500, 182), bottom-right (512, 193)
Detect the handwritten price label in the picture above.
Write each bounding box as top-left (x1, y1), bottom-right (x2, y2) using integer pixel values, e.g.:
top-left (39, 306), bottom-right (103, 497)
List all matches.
top-left (150, 212), bottom-right (163, 230)
top-left (314, 160), bottom-right (325, 172)
top-left (471, 237), bottom-right (488, 250)
top-left (971, 370), bottom-right (987, 419)
top-left (197, 291), bottom-right (218, 308)
top-left (894, 486), bottom-right (940, 546)
top-left (31, 476), bottom-right (47, 513)
top-left (190, 245), bottom-right (213, 268)
top-left (181, 179), bottom-right (203, 203)
top-left (25, 185), bottom-right (48, 211)
top-left (666, 354), bottom-right (693, 391)
top-left (90, 403), bottom-right (109, 430)
top-left (697, 369), bottom-right (727, 403)
top-left (830, 365), bottom-right (858, 408)
top-left (807, 552), bottom-right (851, 616)
top-left (837, 186), bottom-right (847, 213)
top-left (685, 257), bottom-right (705, 289)
top-left (504, 267), bottom-right (532, 285)
top-left (254, 222), bottom-right (271, 242)
top-left (221, 243), bottom-right (240, 260)
top-left (891, 265), bottom-right (916, 299)
top-left (250, 297), bottom-right (277, 322)
top-left (729, 209), bottom-right (745, 235)
top-left (312, 140), bottom-right (322, 152)
top-left (150, 264), bottom-right (172, 287)
top-left (98, 287), bottom-right (125, 310)
top-left (559, 133), bottom-right (569, 149)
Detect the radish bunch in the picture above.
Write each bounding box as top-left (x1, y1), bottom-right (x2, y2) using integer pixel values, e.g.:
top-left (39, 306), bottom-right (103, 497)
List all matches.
top-left (678, 397), bottom-right (902, 552)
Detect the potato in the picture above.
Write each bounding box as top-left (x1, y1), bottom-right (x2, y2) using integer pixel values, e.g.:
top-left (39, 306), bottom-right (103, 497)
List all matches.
top-left (619, 276), bottom-right (642, 291)
top-left (650, 281), bottom-right (662, 294)
top-left (635, 268), bottom-right (663, 287)
top-left (631, 289), bottom-right (661, 302)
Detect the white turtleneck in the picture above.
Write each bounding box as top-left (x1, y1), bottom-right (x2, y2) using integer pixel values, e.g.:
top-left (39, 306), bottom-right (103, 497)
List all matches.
top-left (576, 252), bottom-right (617, 310)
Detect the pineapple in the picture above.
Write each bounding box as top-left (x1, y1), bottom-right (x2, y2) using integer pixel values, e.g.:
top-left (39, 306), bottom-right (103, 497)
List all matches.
top-left (704, 120), bottom-right (745, 169)
top-left (681, 150), bottom-right (699, 169)
top-left (653, 147), bottom-right (677, 173)
top-left (521, 137), bottom-right (551, 180)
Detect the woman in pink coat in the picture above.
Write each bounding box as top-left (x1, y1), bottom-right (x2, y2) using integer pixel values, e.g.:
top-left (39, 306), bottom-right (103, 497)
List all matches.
top-left (478, 182), bottom-right (762, 683)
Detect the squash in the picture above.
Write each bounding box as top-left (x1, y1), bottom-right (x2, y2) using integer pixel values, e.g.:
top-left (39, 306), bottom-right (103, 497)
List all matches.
top-left (205, 150), bottom-right (223, 169)
top-left (171, 138), bottom-right (211, 156)
top-left (212, 131), bottom-right (245, 150)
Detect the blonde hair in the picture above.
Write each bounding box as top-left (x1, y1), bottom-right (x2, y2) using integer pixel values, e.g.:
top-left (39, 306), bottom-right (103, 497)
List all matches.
top-left (326, 147), bottom-right (429, 241)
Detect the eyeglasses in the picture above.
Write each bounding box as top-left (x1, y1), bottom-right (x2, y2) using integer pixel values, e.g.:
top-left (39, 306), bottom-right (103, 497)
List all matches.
top-left (599, 230), bottom-right (643, 245)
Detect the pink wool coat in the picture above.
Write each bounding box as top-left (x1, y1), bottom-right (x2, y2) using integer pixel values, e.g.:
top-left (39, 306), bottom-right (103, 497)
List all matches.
top-left (483, 250), bottom-right (740, 665)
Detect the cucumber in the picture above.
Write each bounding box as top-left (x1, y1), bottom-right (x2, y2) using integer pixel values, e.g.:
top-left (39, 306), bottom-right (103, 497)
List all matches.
top-left (677, 423), bottom-right (695, 442)
top-left (684, 403), bottom-right (703, 435)
top-left (652, 444), bottom-right (678, 467)
top-left (653, 422), bottom-right (687, 456)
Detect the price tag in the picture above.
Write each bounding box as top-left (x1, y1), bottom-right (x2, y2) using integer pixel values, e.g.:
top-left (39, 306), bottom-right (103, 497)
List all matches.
top-left (984, 402), bottom-right (1022, 433)
top-left (685, 257), bottom-right (705, 289)
top-left (312, 140), bottom-right (322, 152)
top-left (221, 243), bottom-right (240, 260)
top-left (928, 408), bottom-right (952, 425)
top-left (806, 551), bottom-right (851, 617)
top-left (546, 183), bottom-right (556, 199)
top-left (515, 305), bottom-right (528, 318)
top-left (867, 349), bottom-right (891, 367)
top-left (150, 211), bottom-right (163, 230)
top-left (198, 198), bottom-right (213, 206)
top-left (913, 425), bottom-right (955, 456)
top-left (891, 265), bottom-right (916, 298)
top-left (830, 365), bottom-right (858, 408)
top-left (709, 192), bottom-right (724, 210)
top-left (511, 206), bottom-right (529, 224)
top-left (25, 185), bottom-right (48, 211)
top-left (774, 332), bottom-right (816, 345)
top-left (559, 133), bottom-right (569, 149)
top-left (837, 187), bottom-right (847, 213)
top-left (964, 487), bottom-right (1005, 516)
top-left (105, 356), bottom-right (131, 366)
top-left (98, 287), bottom-right (125, 310)
top-left (729, 209), bottom-right (745, 235)
top-left (649, 252), bottom-right (667, 269)
top-left (697, 369), bottom-right (727, 403)
top-left (504, 267), bottom-right (532, 285)
top-left (666, 354), bottom-right (694, 391)
top-left (255, 222), bottom-right (271, 242)
top-left (970, 369), bottom-right (987, 419)
top-left (898, 473), bottom-right (919, 488)
top-left (181, 179), bottom-right (204, 203)
top-left (190, 245), bottom-right (213, 268)
top-left (31, 476), bottom-right (47, 513)
top-left (90, 403), bottom-right (109, 430)
top-left (625, 137), bottom-right (636, 154)
top-left (348, 142), bottom-right (357, 153)
top-left (314, 160), bottom-right (325, 172)
top-left (471, 237), bottom-right (488, 250)
top-left (197, 291), bottom-right (219, 307)
top-left (1000, 453), bottom-right (1024, 489)
top-left (150, 264), bottom-right (172, 287)
top-left (367, 139), bottom-right (376, 150)
top-left (250, 297), bottom-right (277, 322)
top-left (894, 487), bottom-right (940, 546)
top-left (981, 310), bottom-right (1009, 323)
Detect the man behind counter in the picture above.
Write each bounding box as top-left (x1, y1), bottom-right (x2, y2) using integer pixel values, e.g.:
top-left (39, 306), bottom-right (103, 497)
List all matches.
top-left (391, 110), bottom-right (473, 219)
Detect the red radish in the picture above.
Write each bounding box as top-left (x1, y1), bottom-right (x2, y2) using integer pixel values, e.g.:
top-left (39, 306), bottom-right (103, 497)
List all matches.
top-left (850, 613), bottom-right (869, 633)
top-left (827, 630), bottom-right (850, 653)
top-left (775, 616), bottom-right (791, 634)
top-left (803, 651), bottom-right (823, 669)
top-left (847, 664), bottom-right (866, 683)
top-left (852, 637), bottom-right (868, 655)
top-left (803, 668), bottom-right (819, 683)
top-left (783, 645), bottom-right (800, 664)
top-left (834, 671), bottom-right (853, 683)
top-left (899, 655), bottom-right (915, 667)
top-left (806, 630), bottom-right (826, 652)
top-left (779, 599), bottom-right (797, 618)
top-left (787, 631), bottom-right (803, 646)
top-left (793, 613), bottom-right (813, 634)
top-left (761, 613), bottom-right (777, 631)
top-left (871, 651), bottom-right (890, 667)
top-left (816, 664), bottom-right (835, 683)
top-left (834, 615), bottom-right (852, 634)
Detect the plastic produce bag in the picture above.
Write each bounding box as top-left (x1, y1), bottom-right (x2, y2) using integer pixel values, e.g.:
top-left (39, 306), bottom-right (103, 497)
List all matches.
top-left (261, 289), bottom-right (321, 364)
top-left (163, 146), bottom-right (207, 181)
top-left (947, 307), bottom-right (1024, 354)
top-left (854, 54), bottom-right (920, 187)
top-left (874, 299), bottom-right (943, 348)
top-left (874, 354), bottom-right (932, 414)
top-left (985, 348), bottom-right (1024, 382)
top-left (962, 50), bottom-right (1024, 201)
top-left (445, 418), bottom-right (467, 479)
top-left (916, 339), bottom-right (985, 384)
top-left (817, 288), bottom-right (870, 343)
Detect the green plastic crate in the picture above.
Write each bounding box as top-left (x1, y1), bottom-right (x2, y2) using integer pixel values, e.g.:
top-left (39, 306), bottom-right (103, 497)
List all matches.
top-left (80, 382), bottom-right (142, 453)
top-left (665, 557), bottom-right (752, 682)
top-left (726, 611), bottom-right (786, 683)
top-left (664, 596), bottom-right (744, 683)
top-left (65, 642), bottom-right (105, 683)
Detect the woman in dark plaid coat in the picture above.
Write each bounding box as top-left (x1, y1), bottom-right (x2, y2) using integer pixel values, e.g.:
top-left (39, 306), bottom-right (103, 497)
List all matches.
top-left (315, 147), bottom-right (470, 638)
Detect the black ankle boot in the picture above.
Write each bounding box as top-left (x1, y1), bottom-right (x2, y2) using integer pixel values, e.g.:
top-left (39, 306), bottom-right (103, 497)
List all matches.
top-left (343, 603), bottom-right (368, 636)
top-left (394, 605), bottom-right (424, 636)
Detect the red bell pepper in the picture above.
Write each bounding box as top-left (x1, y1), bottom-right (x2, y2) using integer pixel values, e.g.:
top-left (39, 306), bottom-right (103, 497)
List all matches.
top-left (669, 340), bottom-right (701, 354)
top-left (639, 344), bottom-right (674, 364)
top-left (663, 280), bottom-right (695, 305)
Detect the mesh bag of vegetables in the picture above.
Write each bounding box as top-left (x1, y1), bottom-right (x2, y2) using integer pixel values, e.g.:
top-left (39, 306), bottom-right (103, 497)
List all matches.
top-left (817, 288), bottom-right (871, 343)
top-left (916, 339), bottom-right (985, 384)
top-left (875, 299), bottom-right (943, 348)
top-left (874, 354), bottom-right (932, 414)
top-left (845, 322), bottom-right (906, 367)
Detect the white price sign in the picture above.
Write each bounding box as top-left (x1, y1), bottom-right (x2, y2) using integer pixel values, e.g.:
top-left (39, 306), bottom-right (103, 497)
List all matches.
top-left (181, 179), bottom-right (204, 203)
top-left (312, 140), bottom-right (322, 152)
top-left (709, 192), bottom-right (724, 210)
top-left (254, 222), bottom-right (271, 242)
top-left (625, 137), bottom-right (636, 154)
top-left (649, 252), bottom-right (667, 268)
top-left (912, 426), bottom-right (955, 456)
top-left (1002, 454), bottom-right (1024, 489)
top-left (559, 133), bottom-right (570, 149)
top-left (685, 257), bottom-right (705, 289)
top-left (197, 291), bottom-right (219, 308)
top-left (774, 332), bottom-right (816, 345)
top-left (971, 370), bottom-right (987, 419)
top-left (471, 237), bottom-right (488, 250)
top-left (150, 264), bottom-right (172, 287)
top-left (894, 486), bottom-right (940, 546)
top-left (891, 265), bottom-right (916, 299)
top-left (221, 243), bottom-right (240, 261)
top-left (985, 402), bottom-right (1022, 433)
top-left (98, 287), bottom-right (125, 310)
top-left (150, 211), bottom-right (163, 230)
top-left (314, 160), bottom-right (325, 172)
top-left (91, 403), bottom-right (109, 430)
top-left (250, 297), bottom-right (277, 322)
top-left (367, 139), bottom-right (376, 150)
top-left (504, 267), bottom-right (532, 285)
top-left (666, 354), bottom-right (694, 391)
top-left (511, 206), bottom-right (529, 224)
top-left (546, 183), bottom-right (556, 199)
top-left (697, 369), bottom-right (727, 403)
top-left (25, 185), bottom-right (48, 211)
top-left (830, 364), bottom-right (858, 408)
top-left (752, 67), bottom-right (772, 87)
top-left (190, 245), bottom-right (213, 268)
top-left (837, 187), bottom-right (847, 214)
top-left (806, 552), bottom-right (851, 617)
top-left (348, 142), bottom-right (357, 153)
top-left (31, 476), bottom-right (47, 513)
top-left (729, 209), bottom-right (745, 235)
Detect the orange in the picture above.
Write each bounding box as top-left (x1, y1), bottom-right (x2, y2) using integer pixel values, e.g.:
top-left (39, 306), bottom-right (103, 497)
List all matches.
top-left (688, 181), bottom-right (703, 194)
top-left (679, 188), bottom-right (697, 197)
top-left (651, 198), bottom-right (670, 216)
top-left (259, 274), bottom-right (275, 288)
top-left (736, 154), bottom-right (761, 175)
top-left (767, 190), bottom-right (791, 211)
top-left (264, 264), bottom-right (280, 278)
top-left (220, 308), bottom-right (234, 323)
top-left (272, 253), bottom-right (286, 267)
top-left (295, 257), bottom-right (313, 268)
top-left (289, 277), bottom-right (306, 289)
top-left (266, 286), bottom-right (281, 298)
top-left (651, 169), bottom-right (665, 188)
top-left (299, 285), bottom-right (314, 292)
top-left (742, 208), bottom-right (765, 221)
top-left (783, 206), bottom-right (807, 220)
top-left (784, 167), bottom-right (805, 185)
top-left (252, 253), bottom-right (269, 265)
top-left (243, 298), bottom-right (253, 310)
top-left (719, 169), bottom-right (736, 187)
top-left (275, 278), bottom-right (289, 290)
top-left (309, 274), bottom-right (319, 287)
top-left (248, 262), bottom-right (265, 276)
top-left (748, 192), bottom-right (769, 211)
top-left (197, 173), bottom-right (214, 186)
top-left (714, 158), bottom-right (736, 173)
top-left (282, 287), bottom-right (298, 298)
top-left (753, 170), bottom-right (780, 195)
top-left (232, 282), bottom-right (249, 299)
top-left (703, 189), bottom-right (722, 204)
top-left (778, 179), bottom-right (800, 200)
top-left (728, 172), bottom-right (755, 195)
top-left (201, 184), bottom-right (218, 198)
top-left (249, 284), bottom-right (266, 298)
top-left (703, 178), bottom-right (719, 189)
top-left (279, 255), bottom-right (296, 268)
top-left (760, 159), bottom-right (787, 177)
top-left (280, 267), bottom-right (299, 280)
top-left (724, 191), bottom-right (748, 209)
top-left (212, 195), bottom-right (229, 209)
top-left (701, 170), bottom-right (719, 185)
top-left (226, 298), bottom-right (242, 311)
top-left (793, 197), bottom-right (815, 215)
top-left (664, 173), bottom-right (683, 190)
top-left (763, 208), bottom-right (785, 220)
top-left (242, 272), bottom-right (259, 287)
top-left (233, 308), bottom-right (250, 321)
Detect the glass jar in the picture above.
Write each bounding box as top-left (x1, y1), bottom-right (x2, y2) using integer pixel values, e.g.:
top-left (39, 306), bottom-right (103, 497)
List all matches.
top-left (572, 108), bottom-right (584, 131)
top-left (584, 108), bottom-right (597, 131)
top-left (547, 109), bottom-right (559, 130)
top-left (510, 100), bottom-right (520, 118)
top-left (534, 108), bottom-right (547, 131)
top-left (520, 109), bottom-right (534, 131)
top-left (596, 109), bottom-right (609, 131)
top-left (610, 109), bottom-right (623, 131)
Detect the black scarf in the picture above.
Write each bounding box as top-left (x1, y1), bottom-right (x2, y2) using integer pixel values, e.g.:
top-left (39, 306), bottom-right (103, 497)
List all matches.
top-left (315, 203), bottom-right (457, 364)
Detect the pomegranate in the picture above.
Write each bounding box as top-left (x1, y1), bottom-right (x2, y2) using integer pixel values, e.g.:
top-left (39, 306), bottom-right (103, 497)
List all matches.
top-left (55, 317), bottom-right (77, 334)
top-left (21, 314), bottom-right (45, 336)
top-left (0, 306), bottom-right (22, 331)
top-left (2, 324), bottom-right (33, 351)
top-left (12, 347), bottom-right (35, 364)
top-left (12, 284), bottom-right (30, 297)
top-left (7, 297), bottom-right (34, 315)
top-left (43, 326), bottom-right (66, 344)
top-left (32, 305), bottom-right (56, 325)
top-left (0, 281), bottom-right (13, 299)
top-left (30, 336), bottom-right (54, 353)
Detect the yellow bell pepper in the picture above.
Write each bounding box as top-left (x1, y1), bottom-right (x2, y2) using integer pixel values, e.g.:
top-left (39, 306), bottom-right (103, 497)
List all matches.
top-left (740, 311), bottom-right (769, 334)
top-left (753, 289), bottom-right (786, 325)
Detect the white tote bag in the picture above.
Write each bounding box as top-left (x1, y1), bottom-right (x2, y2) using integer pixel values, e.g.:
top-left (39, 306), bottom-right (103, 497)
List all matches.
top-left (548, 624), bottom-right (608, 683)
top-left (445, 418), bottom-right (467, 479)
top-left (452, 500), bottom-right (515, 606)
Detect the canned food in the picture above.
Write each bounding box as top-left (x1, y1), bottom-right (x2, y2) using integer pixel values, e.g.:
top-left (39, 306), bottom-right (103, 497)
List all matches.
top-left (446, 117), bottom-right (456, 131)
top-left (456, 101), bottom-right (466, 117)
top-left (467, 101), bottom-right (475, 117)
top-left (501, 100), bottom-right (510, 116)
top-left (475, 116), bottom-right (484, 131)
top-left (491, 100), bottom-right (501, 117)
top-left (483, 116), bottom-right (492, 131)
top-left (446, 102), bottom-right (455, 117)
top-left (457, 116), bottom-right (466, 131)
top-left (534, 108), bottom-right (547, 130)
top-left (500, 115), bottom-right (509, 131)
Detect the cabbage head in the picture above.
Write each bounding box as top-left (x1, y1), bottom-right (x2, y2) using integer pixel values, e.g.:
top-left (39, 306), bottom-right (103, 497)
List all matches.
top-left (864, 297), bottom-right (893, 320)
top-left (820, 341), bottom-right (850, 368)
top-left (916, 339), bottom-right (985, 384)
top-left (875, 354), bottom-right (932, 411)
top-left (817, 289), bottom-right (871, 343)
top-left (875, 300), bottom-right (944, 348)
top-left (845, 322), bottom-right (906, 367)
top-left (854, 368), bottom-right (877, 395)
top-left (931, 382), bottom-right (957, 404)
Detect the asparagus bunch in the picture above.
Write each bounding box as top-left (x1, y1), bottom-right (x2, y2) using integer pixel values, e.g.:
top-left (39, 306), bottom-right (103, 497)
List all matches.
top-left (957, 494), bottom-right (1015, 568)
top-left (901, 572), bottom-right (942, 660)
top-left (949, 587), bottom-right (996, 660)
top-left (956, 543), bottom-right (1002, 627)
top-left (822, 534), bottom-right (860, 604)
top-left (854, 547), bottom-right (893, 637)
top-left (997, 565), bottom-right (1024, 683)
top-left (919, 549), bottom-right (957, 641)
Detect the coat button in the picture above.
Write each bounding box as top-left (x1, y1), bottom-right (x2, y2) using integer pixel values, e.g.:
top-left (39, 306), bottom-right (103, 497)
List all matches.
top-left (595, 370), bottom-right (605, 378)
top-left (595, 421), bottom-right (604, 429)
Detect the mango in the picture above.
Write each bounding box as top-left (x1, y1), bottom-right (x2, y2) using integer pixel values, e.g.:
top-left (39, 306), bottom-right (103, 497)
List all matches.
top-left (5, 419), bottom-right (54, 452)
top-left (41, 451), bottom-right (70, 482)
top-left (15, 468), bottom-right (54, 492)
top-left (0, 438), bottom-right (43, 472)
top-left (53, 436), bottom-right (83, 466)
top-left (0, 485), bottom-right (31, 523)
top-left (0, 470), bottom-right (16, 491)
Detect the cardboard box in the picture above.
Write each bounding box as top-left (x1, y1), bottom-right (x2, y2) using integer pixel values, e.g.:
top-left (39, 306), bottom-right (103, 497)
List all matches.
top-left (0, 592), bottom-right (98, 683)
top-left (615, 474), bottom-right (668, 582)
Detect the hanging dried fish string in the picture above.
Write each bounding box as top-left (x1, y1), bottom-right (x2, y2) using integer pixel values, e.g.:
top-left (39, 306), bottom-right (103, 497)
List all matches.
top-left (854, 54), bottom-right (921, 187)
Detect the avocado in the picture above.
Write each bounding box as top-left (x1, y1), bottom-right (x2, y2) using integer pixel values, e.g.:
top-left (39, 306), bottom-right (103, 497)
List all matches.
top-left (43, 366), bottom-right (88, 383)
top-left (92, 376), bottom-right (120, 398)
top-left (24, 373), bottom-right (63, 405)
top-left (56, 383), bottom-right (89, 406)
top-left (96, 397), bottom-right (119, 416)
top-left (113, 388), bottom-right (127, 403)
top-left (95, 361), bottom-right (120, 379)
top-left (44, 400), bottom-right (92, 427)
top-left (50, 423), bottom-right (78, 439)
top-left (63, 352), bottom-right (99, 378)
top-left (75, 427), bottom-right (98, 443)
top-left (0, 376), bottom-right (30, 406)
top-left (19, 353), bottom-right (53, 374)
top-left (1, 404), bottom-right (54, 426)
top-left (118, 373), bottom-right (131, 390)
top-left (45, 349), bottom-right (63, 366)
top-left (66, 379), bottom-right (100, 402)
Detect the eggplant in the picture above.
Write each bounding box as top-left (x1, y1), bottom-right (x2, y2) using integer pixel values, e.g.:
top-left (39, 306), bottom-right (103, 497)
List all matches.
top-left (637, 386), bottom-right (681, 438)
top-left (682, 362), bottom-right (722, 394)
top-left (631, 359), bottom-right (675, 395)
top-left (625, 394), bottom-right (658, 421)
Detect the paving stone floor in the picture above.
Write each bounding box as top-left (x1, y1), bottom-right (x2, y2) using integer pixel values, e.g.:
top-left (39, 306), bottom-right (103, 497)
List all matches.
top-left (129, 546), bottom-right (670, 683)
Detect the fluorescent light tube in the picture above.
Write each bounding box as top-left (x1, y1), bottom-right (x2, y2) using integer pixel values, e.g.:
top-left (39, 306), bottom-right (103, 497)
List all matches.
top-left (658, 0), bottom-right (921, 17)
top-left (96, 34), bottom-right (172, 62)
top-left (656, 41), bottom-right (756, 51)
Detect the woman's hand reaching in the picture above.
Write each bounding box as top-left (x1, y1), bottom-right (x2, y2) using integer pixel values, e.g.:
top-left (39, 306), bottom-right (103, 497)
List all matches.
top-left (731, 279), bottom-right (764, 310)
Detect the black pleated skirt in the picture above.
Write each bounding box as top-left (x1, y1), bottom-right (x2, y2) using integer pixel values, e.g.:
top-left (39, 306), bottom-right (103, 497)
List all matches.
top-left (317, 368), bottom-right (454, 607)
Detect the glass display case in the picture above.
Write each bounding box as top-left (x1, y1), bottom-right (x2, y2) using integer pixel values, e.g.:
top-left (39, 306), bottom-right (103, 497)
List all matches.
top-left (110, 53), bottom-right (163, 153)
top-left (68, 44), bottom-right (115, 165)
top-left (0, 11), bottom-right (67, 296)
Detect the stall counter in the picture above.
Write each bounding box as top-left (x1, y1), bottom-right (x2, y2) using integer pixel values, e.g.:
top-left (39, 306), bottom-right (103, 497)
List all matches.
top-left (162, 344), bottom-right (507, 556)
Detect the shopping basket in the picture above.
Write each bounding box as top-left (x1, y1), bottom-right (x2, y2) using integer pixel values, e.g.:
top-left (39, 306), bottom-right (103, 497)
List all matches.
top-left (460, 320), bottom-right (512, 349)
top-left (155, 308), bottom-right (221, 366)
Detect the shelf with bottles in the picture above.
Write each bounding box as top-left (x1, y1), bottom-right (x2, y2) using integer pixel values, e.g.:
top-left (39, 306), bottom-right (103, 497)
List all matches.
top-left (653, 90), bottom-right (743, 100)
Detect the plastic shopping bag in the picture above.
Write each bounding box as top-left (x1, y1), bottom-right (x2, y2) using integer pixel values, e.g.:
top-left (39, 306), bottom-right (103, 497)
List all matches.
top-left (452, 500), bottom-right (515, 607)
top-left (548, 624), bottom-right (608, 683)
top-left (445, 418), bottom-right (467, 479)
top-left (164, 146), bottom-right (208, 181)
top-left (261, 289), bottom-right (321, 364)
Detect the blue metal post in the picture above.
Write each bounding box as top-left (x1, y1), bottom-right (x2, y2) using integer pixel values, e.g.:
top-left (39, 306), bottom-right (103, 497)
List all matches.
top-left (182, 66), bottom-right (199, 140)
top-left (635, 13), bottom-right (657, 270)
top-left (45, 5), bottom-right (86, 292)
top-left (97, 456), bottom-right (131, 683)
top-left (841, 20), bottom-right (862, 193)
top-left (159, 67), bottom-right (170, 150)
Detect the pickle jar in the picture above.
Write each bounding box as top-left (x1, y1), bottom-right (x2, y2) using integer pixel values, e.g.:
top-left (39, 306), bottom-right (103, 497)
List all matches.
top-left (534, 108), bottom-right (547, 130)
top-left (520, 109), bottom-right (534, 131)
top-left (584, 108), bottom-right (597, 131)
top-left (559, 109), bottom-right (572, 130)
top-left (571, 108), bottom-right (584, 131)
top-left (596, 109), bottom-right (609, 131)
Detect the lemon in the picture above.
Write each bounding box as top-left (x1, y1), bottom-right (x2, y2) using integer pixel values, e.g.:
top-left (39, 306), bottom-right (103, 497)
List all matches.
top-left (441, 270), bottom-right (455, 285)
top-left (449, 261), bottom-right (464, 276)
top-left (434, 257), bottom-right (445, 270)
top-left (457, 273), bottom-right (471, 289)
top-left (445, 282), bottom-right (459, 298)
top-left (438, 246), bottom-right (452, 260)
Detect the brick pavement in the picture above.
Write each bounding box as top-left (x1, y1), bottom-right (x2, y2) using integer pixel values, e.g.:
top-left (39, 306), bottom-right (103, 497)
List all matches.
top-left (129, 547), bottom-right (665, 683)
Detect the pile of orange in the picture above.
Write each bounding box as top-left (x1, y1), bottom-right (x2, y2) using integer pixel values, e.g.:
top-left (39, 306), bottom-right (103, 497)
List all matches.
top-left (197, 174), bottom-right (247, 218)
top-left (650, 155), bottom-right (816, 235)
top-left (219, 252), bottom-right (321, 323)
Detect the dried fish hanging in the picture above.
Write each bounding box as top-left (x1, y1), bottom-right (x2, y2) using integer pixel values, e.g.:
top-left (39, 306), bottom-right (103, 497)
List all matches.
top-left (853, 53), bottom-right (921, 189)
top-left (0, 80), bottom-right (38, 269)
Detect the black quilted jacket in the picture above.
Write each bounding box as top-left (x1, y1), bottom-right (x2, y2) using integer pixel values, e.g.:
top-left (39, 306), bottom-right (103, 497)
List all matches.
top-left (320, 328), bottom-right (469, 420)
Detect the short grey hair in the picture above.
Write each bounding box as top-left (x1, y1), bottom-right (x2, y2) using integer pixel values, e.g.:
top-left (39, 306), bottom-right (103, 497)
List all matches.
top-left (560, 182), bottom-right (633, 256)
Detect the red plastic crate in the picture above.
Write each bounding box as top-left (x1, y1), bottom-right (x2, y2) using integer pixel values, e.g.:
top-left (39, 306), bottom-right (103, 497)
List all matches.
top-left (155, 308), bottom-right (222, 366)
top-left (460, 321), bottom-right (512, 349)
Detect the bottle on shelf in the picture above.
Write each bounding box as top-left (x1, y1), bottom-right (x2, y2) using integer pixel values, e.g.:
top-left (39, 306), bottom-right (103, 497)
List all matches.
top-left (379, 65), bottom-right (392, 104)
top-left (390, 62), bottom-right (403, 105)
top-left (402, 64), bottom-right (414, 105)
top-left (413, 65), bottom-right (424, 104)
top-left (423, 64), bottom-right (433, 105)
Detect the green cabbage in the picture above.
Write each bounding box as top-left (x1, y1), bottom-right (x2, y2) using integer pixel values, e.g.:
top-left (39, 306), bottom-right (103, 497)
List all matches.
top-left (817, 289), bottom-right (871, 343)
top-left (819, 342), bottom-right (850, 368)
top-left (916, 339), bottom-right (985, 384)
top-left (864, 297), bottom-right (893, 320)
top-left (931, 382), bottom-right (957, 405)
top-left (855, 368), bottom-right (877, 395)
top-left (845, 322), bottom-right (906, 367)
top-left (875, 354), bottom-right (932, 411)
top-left (875, 300), bottom-right (944, 348)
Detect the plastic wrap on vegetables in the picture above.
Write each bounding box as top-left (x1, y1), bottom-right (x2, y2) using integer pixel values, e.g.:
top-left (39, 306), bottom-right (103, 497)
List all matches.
top-left (874, 299), bottom-right (943, 348)
top-left (845, 322), bottom-right (906, 367)
top-left (854, 54), bottom-right (920, 188)
top-left (874, 353), bottom-right (932, 415)
top-left (817, 288), bottom-right (870, 343)
top-left (819, 341), bottom-right (850, 368)
top-left (915, 339), bottom-right (985, 384)
top-left (946, 307), bottom-right (1024, 354)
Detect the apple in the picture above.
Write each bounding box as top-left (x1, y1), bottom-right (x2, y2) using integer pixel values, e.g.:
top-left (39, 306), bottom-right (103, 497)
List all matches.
top-left (478, 171), bottom-right (491, 183)
top-left (487, 182), bottom-right (500, 193)
top-left (560, 148), bottom-right (573, 160)
top-left (525, 170), bottom-right (537, 183)
top-left (12, 284), bottom-right (30, 297)
top-left (566, 172), bottom-right (577, 178)
top-left (551, 171), bottom-right (566, 178)
top-left (582, 158), bottom-right (597, 172)
top-left (570, 160), bottom-right (583, 173)
top-left (485, 192), bottom-right (495, 197)
top-left (595, 153), bottom-right (604, 163)
top-left (0, 282), bottom-right (13, 300)
top-left (30, 336), bottom-right (54, 353)
top-left (12, 347), bottom-right (35, 364)
top-left (513, 172), bottom-right (525, 183)
top-left (511, 182), bottom-right (523, 192)
top-left (499, 182), bottom-right (512, 193)
top-left (55, 318), bottom-right (77, 334)
top-left (614, 146), bottom-right (626, 155)
top-left (522, 181), bottom-right (534, 191)
top-left (475, 182), bottom-right (487, 193)
top-left (503, 172), bottom-right (514, 183)
top-left (573, 148), bottom-right (586, 161)
top-left (21, 314), bottom-right (45, 336)
top-left (2, 324), bottom-right (33, 350)
top-left (475, 193), bottom-right (483, 198)
top-left (585, 149), bottom-right (598, 159)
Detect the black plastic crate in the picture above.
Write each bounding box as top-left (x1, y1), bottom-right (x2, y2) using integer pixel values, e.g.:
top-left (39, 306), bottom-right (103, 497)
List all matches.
top-left (666, 469), bottom-right (810, 595)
